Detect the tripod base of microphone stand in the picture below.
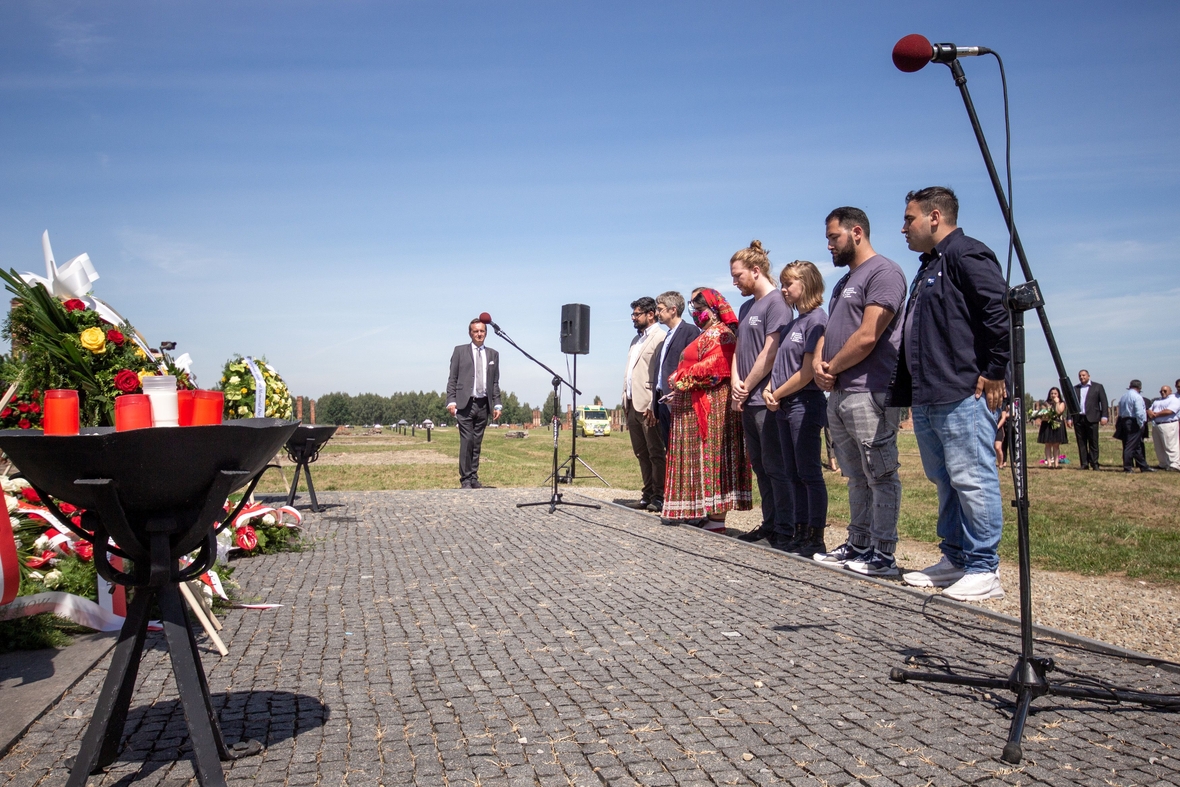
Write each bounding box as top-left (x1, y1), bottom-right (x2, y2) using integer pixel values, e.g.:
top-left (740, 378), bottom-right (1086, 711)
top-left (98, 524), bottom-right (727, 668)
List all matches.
top-left (517, 493), bottom-right (601, 515)
top-left (890, 655), bottom-right (1180, 764)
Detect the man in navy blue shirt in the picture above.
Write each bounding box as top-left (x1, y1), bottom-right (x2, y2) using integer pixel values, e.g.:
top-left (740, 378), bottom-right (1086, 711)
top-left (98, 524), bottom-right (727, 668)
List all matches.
top-left (891, 187), bottom-right (1010, 602)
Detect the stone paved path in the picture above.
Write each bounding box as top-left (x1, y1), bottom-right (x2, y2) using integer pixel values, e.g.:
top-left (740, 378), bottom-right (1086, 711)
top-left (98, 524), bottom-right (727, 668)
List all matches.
top-left (2, 489), bottom-right (1178, 786)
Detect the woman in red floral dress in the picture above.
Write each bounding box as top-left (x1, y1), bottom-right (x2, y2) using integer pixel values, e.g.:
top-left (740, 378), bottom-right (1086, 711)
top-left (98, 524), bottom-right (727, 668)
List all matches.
top-left (661, 288), bottom-right (752, 530)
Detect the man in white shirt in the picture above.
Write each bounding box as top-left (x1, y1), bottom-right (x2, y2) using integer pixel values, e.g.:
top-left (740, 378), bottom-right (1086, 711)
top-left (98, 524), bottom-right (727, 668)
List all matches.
top-left (1147, 384), bottom-right (1180, 471)
top-left (622, 297), bottom-right (666, 511)
top-left (447, 319), bottom-right (502, 489)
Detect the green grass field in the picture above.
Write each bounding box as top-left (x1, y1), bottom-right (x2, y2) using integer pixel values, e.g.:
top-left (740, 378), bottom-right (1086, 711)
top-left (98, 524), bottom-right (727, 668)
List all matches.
top-left (256, 423), bottom-right (1180, 584)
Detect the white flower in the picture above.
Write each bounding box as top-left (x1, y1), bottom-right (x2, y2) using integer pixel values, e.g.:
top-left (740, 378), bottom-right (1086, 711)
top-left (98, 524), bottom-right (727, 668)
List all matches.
top-left (261, 513), bottom-right (276, 526)
top-left (34, 534), bottom-right (52, 552)
top-left (43, 569), bottom-right (63, 589)
top-left (29, 570), bottom-right (44, 581)
top-left (5, 494), bottom-right (20, 513)
top-left (237, 405), bottom-right (249, 415)
top-left (228, 375), bottom-right (240, 384)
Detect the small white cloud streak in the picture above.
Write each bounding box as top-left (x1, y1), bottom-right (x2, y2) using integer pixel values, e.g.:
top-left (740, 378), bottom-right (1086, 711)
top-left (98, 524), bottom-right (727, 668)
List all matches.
top-left (116, 229), bottom-right (229, 275)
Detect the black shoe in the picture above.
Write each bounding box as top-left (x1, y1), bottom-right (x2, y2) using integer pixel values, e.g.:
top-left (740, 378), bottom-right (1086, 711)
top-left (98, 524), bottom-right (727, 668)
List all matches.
top-left (791, 527), bottom-right (827, 558)
top-left (470, 480), bottom-right (483, 489)
top-left (736, 527), bottom-right (772, 543)
top-left (661, 517), bottom-right (683, 526)
top-left (627, 497), bottom-right (653, 510)
top-left (769, 527), bottom-right (798, 551)
top-left (647, 499), bottom-right (664, 512)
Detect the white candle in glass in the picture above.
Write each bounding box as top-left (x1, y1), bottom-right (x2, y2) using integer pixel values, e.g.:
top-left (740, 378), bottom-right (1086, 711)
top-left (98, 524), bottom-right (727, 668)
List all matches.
top-left (142, 375), bottom-right (179, 427)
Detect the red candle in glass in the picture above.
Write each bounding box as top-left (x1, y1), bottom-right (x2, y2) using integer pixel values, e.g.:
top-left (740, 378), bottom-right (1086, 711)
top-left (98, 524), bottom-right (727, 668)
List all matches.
top-left (115, 394), bottom-right (153, 432)
top-left (191, 390), bottom-right (224, 426)
top-left (43, 389), bottom-right (80, 436)
top-left (177, 390), bottom-right (196, 426)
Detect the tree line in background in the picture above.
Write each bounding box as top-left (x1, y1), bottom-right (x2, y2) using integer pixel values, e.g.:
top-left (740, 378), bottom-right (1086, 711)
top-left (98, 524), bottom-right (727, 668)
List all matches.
top-left (314, 390), bottom-right (534, 426)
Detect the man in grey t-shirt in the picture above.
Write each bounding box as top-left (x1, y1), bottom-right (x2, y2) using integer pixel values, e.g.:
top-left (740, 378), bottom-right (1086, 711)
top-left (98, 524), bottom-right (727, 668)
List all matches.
top-left (812, 207), bottom-right (907, 577)
top-left (729, 241), bottom-right (794, 546)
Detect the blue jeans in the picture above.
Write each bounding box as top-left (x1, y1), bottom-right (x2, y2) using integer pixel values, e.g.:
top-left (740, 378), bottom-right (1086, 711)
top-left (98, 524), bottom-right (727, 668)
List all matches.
top-left (775, 391), bottom-right (828, 529)
top-left (912, 395), bottom-right (1004, 573)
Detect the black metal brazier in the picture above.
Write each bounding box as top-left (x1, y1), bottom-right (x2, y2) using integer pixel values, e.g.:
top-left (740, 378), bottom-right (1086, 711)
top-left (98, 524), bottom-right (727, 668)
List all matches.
top-left (282, 424), bottom-right (337, 512)
top-left (0, 419), bottom-right (299, 787)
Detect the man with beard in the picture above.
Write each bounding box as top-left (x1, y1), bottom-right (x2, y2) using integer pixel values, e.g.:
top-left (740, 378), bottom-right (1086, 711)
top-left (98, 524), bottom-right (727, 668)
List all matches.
top-left (1066, 370), bottom-right (1109, 470)
top-left (623, 297), bottom-right (667, 511)
top-left (893, 187), bottom-right (1010, 602)
top-left (812, 207), bottom-right (907, 576)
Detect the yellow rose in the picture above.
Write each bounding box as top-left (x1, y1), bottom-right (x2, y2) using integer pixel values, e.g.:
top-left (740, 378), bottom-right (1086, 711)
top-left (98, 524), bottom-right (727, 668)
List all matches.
top-left (240, 387), bottom-right (248, 394)
top-left (138, 371), bottom-right (155, 383)
top-left (135, 347), bottom-right (147, 359)
top-left (79, 327), bottom-right (106, 354)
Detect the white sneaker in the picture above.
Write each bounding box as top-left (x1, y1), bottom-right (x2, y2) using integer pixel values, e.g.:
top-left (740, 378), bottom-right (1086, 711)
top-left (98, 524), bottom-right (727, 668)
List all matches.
top-left (942, 571), bottom-right (1005, 602)
top-left (902, 556), bottom-right (966, 588)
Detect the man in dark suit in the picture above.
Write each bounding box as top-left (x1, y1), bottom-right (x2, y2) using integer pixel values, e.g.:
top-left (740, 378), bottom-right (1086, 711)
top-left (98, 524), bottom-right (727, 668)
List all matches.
top-left (651, 291), bottom-right (700, 447)
top-left (447, 318), bottom-right (502, 489)
top-left (1067, 369), bottom-right (1108, 470)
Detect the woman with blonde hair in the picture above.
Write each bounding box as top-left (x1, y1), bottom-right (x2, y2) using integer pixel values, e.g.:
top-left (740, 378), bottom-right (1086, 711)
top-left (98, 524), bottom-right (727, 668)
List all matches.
top-left (661, 288), bottom-right (752, 530)
top-left (763, 261), bottom-right (829, 556)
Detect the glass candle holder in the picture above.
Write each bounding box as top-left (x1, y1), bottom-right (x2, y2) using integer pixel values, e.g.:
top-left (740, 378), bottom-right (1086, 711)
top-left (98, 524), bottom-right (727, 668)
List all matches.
top-left (177, 390), bottom-right (196, 427)
top-left (115, 394), bottom-right (153, 432)
top-left (191, 390), bottom-right (224, 426)
top-left (43, 390), bottom-right (80, 436)
top-left (142, 375), bottom-right (179, 427)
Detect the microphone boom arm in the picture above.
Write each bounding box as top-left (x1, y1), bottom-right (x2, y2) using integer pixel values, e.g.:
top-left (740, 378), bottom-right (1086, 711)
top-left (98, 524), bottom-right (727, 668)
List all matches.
top-left (486, 323), bottom-right (581, 397)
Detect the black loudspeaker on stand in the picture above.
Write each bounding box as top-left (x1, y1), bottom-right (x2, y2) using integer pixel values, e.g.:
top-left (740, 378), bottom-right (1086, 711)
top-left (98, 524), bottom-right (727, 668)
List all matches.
top-left (551, 304), bottom-right (608, 487)
top-left (887, 36), bottom-right (1180, 765)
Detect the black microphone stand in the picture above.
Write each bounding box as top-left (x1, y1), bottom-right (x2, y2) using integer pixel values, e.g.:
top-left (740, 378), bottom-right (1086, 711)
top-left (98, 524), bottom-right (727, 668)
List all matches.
top-left (888, 54), bottom-right (1180, 764)
top-left (485, 322), bottom-right (600, 514)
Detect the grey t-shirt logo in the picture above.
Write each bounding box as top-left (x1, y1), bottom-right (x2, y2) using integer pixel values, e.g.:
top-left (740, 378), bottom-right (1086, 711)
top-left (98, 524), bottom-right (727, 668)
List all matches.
top-left (843, 287), bottom-right (858, 298)
top-left (790, 331), bottom-right (804, 343)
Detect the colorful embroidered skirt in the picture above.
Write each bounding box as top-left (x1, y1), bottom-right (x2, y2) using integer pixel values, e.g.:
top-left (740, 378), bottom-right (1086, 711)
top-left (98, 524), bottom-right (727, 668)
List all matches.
top-left (661, 385), bottom-right (752, 519)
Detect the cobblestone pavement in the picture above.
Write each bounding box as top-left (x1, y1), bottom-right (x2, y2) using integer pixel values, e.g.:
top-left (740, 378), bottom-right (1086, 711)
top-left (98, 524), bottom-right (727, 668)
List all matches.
top-left (2, 489), bottom-right (1178, 787)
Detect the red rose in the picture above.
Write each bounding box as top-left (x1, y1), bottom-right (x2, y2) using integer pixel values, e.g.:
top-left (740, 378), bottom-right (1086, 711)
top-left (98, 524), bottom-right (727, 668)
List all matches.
top-left (18, 419), bottom-right (31, 429)
top-left (70, 515), bottom-right (82, 527)
top-left (0, 408), bottom-right (10, 419)
top-left (106, 329), bottom-right (125, 346)
top-left (74, 541), bottom-right (94, 561)
top-left (114, 369), bottom-right (140, 393)
top-left (235, 525), bottom-right (258, 551)
top-left (16, 403), bottom-right (29, 413)
top-left (63, 299), bottom-right (86, 312)
top-left (32, 389), bottom-right (41, 398)
top-left (58, 502), bottom-right (77, 515)
top-left (29, 403), bottom-right (40, 414)
top-left (21, 487), bottom-right (40, 503)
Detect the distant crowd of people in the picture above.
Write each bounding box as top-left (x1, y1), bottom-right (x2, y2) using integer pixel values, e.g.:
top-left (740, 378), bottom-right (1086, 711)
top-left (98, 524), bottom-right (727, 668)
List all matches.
top-left (621, 187), bottom-right (1010, 602)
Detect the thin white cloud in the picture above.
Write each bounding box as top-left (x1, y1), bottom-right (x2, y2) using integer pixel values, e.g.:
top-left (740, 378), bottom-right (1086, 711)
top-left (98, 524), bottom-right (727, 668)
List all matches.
top-left (116, 229), bottom-right (230, 276)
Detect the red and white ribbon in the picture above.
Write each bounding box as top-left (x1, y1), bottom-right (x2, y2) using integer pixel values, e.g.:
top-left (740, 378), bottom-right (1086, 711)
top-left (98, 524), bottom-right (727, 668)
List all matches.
top-left (0, 506), bottom-right (19, 606)
top-left (232, 502), bottom-right (302, 530)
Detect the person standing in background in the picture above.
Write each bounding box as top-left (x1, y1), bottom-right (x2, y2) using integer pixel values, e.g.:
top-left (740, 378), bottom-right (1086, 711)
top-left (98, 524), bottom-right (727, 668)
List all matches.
top-left (1067, 370), bottom-right (1109, 470)
top-left (446, 318), bottom-right (502, 489)
top-left (652, 291), bottom-right (700, 449)
top-left (1036, 387), bottom-right (1068, 469)
top-left (1146, 384), bottom-right (1180, 471)
top-left (1115, 380), bottom-right (1153, 473)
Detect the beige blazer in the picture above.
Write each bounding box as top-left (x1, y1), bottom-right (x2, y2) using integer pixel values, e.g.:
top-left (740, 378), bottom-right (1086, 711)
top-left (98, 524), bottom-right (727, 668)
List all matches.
top-left (622, 329), bottom-right (665, 413)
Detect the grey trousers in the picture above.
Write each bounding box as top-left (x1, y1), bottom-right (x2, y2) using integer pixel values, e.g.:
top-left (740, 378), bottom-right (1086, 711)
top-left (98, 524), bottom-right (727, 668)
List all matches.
top-left (827, 390), bottom-right (901, 553)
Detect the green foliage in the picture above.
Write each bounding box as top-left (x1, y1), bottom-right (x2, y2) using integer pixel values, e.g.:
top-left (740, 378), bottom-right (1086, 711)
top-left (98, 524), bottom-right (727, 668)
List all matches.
top-left (219, 355), bottom-right (293, 420)
top-left (0, 269), bottom-right (157, 427)
top-left (315, 390), bottom-right (533, 427)
top-left (250, 524), bottom-right (305, 554)
top-left (0, 615), bottom-right (78, 652)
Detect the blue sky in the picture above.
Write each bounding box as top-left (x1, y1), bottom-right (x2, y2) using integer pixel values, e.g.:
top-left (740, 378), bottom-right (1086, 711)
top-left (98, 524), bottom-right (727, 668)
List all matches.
top-left (1, 2), bottom-right (1176, 409)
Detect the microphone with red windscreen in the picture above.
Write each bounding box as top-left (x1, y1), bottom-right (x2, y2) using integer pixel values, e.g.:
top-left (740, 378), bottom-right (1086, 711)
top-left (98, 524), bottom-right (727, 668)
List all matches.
top-left (479, 312), bottom-right (501, 332)
top-left (893, 34), bottom-right (991, 72)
